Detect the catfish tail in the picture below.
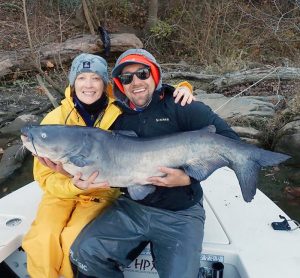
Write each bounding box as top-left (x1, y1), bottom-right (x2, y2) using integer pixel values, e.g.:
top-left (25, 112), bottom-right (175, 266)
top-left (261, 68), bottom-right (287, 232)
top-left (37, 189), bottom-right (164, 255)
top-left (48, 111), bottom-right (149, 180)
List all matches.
top-left (232, 149), bottom-right (290, 203)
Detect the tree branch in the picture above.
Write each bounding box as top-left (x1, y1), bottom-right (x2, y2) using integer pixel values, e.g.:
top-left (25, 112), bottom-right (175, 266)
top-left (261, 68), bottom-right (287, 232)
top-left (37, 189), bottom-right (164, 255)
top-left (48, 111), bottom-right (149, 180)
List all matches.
top-left (36, 75), bottom-right (59, 108)
top-left (82, 0), bottom-right (96, 35)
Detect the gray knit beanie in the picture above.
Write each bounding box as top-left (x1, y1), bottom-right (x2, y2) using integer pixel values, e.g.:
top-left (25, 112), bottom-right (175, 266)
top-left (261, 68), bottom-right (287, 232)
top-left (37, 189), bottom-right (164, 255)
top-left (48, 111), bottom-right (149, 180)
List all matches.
top-left (68, 53), bottom-right (109, 86)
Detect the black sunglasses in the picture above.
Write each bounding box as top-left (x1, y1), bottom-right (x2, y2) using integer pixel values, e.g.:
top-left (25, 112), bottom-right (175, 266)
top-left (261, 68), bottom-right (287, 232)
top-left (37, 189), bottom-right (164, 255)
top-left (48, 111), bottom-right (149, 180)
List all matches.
top-left (118, 67), bottom-right (151, 85)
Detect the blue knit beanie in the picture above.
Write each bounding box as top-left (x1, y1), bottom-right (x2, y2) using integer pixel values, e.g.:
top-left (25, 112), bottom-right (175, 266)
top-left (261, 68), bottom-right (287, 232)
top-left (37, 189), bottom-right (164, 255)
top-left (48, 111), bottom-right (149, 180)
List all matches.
top-left (68, 53), bottom-right (109, 86)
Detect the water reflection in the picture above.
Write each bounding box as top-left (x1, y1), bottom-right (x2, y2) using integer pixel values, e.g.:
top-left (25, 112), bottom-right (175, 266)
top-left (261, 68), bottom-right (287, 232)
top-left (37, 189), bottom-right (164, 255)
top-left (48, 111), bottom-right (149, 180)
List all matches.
top-left (0, 155), bottom-right (33, 199)
top-left (259, 166), bottom-right (300, 223)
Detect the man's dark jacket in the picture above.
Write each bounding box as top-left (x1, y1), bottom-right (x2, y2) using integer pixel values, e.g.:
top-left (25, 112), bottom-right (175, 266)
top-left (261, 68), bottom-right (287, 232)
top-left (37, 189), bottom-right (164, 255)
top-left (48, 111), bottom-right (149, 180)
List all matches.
top-left (112, 85), bottom-right (240, 211)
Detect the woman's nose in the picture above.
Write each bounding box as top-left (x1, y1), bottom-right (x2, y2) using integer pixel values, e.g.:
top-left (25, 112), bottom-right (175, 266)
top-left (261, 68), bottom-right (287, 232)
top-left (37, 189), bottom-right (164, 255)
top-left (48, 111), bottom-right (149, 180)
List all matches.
top-left (84, 78), bottom-right (93, 87)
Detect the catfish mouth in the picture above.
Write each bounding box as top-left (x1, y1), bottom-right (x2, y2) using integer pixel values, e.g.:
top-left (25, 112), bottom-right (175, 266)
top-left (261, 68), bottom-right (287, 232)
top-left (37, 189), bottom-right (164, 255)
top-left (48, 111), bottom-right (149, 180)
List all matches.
top-left (20, 127), bottom-right (38, 155)
top-left (20, 131), bottom-right (32, 145)
top-left (20, 126), bottom-right (31, 140)
top-left (20, 126), bottom-right (37, 145)
top-left (20, 134), bottom-right (29, 142)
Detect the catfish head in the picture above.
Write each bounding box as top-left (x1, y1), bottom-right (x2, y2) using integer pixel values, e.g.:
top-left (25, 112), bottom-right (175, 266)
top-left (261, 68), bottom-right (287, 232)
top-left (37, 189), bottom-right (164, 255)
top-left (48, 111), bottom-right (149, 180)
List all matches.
top-left (21, 125), bottom-right (93, 166)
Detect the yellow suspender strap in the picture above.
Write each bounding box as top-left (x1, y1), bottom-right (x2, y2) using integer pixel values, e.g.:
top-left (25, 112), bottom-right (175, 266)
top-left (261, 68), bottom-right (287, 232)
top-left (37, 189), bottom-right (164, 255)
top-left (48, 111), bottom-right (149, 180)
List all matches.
top-left (99, 101), bottom-right (122, 130)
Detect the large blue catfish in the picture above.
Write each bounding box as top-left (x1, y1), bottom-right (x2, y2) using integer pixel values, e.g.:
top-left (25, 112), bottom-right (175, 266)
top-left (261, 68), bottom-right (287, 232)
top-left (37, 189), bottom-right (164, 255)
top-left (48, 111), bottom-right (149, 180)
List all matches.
top-left (21, 125), bottom-right (290, 202)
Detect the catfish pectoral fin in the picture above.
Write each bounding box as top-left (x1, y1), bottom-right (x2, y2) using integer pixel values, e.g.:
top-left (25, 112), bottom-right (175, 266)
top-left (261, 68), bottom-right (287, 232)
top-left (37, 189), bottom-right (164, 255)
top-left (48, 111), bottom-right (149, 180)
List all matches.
top-left (69, 155), bottom-right (93, 167)
top-left (183, 157), bottom-right (229, 182)
top-left (127, 185), bottom-right (156, 200)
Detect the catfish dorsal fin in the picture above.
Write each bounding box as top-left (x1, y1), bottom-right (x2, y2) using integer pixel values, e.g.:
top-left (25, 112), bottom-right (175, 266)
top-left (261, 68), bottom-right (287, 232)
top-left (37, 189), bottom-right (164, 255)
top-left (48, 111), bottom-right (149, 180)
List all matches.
top-left (112, 130), bottom-right (138, 137)
top-left (202, 125), bottom-right (216, 133)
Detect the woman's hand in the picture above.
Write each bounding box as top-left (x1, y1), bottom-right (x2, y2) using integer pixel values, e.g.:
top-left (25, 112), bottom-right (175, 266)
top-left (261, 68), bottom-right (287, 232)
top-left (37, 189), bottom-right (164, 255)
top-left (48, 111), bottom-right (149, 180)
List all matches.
top-left (37, 156), bottom-right (110, 190)
top-left (37, 156), bottom-right (72, 177)
top-left (173, 86), bottom-right (195, 106)
top-left (72, 171), bottom-right (110, 190)
top-left (147, 167), bottom-right (191, 187)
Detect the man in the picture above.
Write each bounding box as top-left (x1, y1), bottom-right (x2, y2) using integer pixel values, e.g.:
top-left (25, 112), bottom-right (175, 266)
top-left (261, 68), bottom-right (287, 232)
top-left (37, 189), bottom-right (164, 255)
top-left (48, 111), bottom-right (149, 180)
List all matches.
top-left (70, 49), bottom-right (239, 278)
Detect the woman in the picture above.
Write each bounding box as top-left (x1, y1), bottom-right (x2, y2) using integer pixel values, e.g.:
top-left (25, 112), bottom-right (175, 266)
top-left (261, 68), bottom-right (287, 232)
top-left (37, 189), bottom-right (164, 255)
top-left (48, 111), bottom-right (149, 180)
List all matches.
top-left (22, 53), bottom-right (194, 278)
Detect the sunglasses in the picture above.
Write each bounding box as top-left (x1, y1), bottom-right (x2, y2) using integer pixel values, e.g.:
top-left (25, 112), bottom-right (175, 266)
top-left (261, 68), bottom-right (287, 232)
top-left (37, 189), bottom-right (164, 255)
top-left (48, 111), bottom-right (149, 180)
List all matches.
top-left (118, 67), bottom-right (151, 85)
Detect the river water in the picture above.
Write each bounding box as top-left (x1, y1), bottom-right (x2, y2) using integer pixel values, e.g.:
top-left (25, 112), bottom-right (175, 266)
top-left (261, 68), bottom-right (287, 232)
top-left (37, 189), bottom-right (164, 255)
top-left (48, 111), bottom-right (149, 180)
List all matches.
top-left (1, 156), bottom-right (299, 223)
top-left (259, 166), bottom-right (300, 223)
top-left (0, 156), bottom-right (34, 199)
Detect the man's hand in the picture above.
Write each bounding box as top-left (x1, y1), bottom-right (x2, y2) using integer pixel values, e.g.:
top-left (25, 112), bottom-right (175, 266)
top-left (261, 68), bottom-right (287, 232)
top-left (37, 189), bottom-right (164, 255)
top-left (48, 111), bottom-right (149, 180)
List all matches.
top-left (37, 156), bottom-right (72, 177)
top-left (147, 167), bottom-right (191, 187)
top-left (72, 171), bottom-right (110, 190)
top-left (173, 86), bottom-right (195, 106)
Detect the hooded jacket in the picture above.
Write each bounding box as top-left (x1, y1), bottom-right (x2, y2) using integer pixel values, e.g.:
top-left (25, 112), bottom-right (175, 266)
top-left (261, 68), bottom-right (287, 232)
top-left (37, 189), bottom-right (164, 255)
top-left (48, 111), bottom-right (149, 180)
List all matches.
top-left (33, 85), bottom-right (122, 199)
top-left (112, 48), bottom-right (163, 108)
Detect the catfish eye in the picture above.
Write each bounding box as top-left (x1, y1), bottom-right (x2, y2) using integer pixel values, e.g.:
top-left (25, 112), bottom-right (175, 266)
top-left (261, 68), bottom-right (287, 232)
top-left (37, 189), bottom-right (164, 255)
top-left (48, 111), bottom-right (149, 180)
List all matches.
top-left (41, 132), bottom-right (47, 139)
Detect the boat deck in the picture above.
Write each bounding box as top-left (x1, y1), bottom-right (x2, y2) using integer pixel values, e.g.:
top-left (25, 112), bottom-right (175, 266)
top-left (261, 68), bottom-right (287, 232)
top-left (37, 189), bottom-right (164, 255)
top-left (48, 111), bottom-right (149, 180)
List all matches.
top-left (1, 167), bottom-right (300, 277)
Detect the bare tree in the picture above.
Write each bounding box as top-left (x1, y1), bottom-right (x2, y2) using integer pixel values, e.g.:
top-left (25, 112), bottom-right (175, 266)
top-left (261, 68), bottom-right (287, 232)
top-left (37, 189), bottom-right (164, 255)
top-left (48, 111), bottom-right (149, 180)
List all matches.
top-left (22, 0), bottom-right (64, 95)
top-left (146, 0), bottom-right (158, 30)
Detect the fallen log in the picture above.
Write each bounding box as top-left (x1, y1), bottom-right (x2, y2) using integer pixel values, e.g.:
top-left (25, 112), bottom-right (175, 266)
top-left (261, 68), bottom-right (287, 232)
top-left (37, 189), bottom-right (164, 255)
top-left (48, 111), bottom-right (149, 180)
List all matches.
top-left (0, 33), bottom-right (143, 78)
top-left (209, 67), bottom-right (300, 91)
top-left (160, 67), bottom-right (300, 91)
top-left (162, 71), bottom-right (219, 82)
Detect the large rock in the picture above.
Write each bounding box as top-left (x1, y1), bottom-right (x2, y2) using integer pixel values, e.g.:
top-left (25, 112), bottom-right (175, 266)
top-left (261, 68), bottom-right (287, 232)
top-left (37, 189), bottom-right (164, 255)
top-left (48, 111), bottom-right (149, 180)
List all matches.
top-left (0, 114), bottom-right (42, 137)
top-left (231, 126), bottom-right (262, 145)
top-left (195, 92), bottom-right (282, 120)
top-left (273, 118), bottom-right (300, 166)
top-left (231, 126), bottom-right (262, 139)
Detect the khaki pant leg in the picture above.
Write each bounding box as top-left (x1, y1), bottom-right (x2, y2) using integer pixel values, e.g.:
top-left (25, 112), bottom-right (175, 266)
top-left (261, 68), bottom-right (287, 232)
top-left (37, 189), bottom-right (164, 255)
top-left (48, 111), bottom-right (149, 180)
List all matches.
top-left (59, 199), bottom-right (114, 278)
top-left (22, 193), bottom-right (76, 278)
